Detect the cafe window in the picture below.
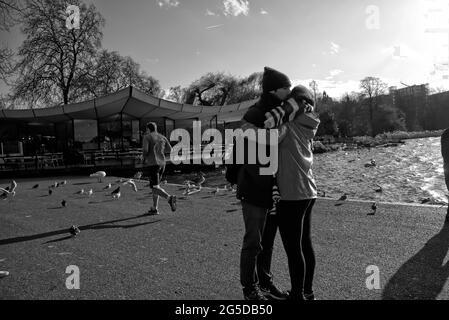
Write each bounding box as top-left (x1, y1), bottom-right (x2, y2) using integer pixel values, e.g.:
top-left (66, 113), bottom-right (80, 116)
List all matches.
top-left (74, 120), bottom-right (98, 150)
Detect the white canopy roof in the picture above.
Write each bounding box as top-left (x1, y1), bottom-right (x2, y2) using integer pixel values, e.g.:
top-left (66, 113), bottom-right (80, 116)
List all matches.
top-left (0, 87), bottom-right (257, 123)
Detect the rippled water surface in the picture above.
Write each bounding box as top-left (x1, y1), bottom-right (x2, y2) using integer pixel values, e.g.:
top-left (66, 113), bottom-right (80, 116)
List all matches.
top-left (167, 137), bottom-right (447, 205)
top-left (313, 137), bottom-right (447, 204)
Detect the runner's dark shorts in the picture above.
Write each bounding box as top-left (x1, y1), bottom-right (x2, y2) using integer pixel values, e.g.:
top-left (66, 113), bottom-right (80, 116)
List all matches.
top-left (147, 165), bottom-right (165, 187)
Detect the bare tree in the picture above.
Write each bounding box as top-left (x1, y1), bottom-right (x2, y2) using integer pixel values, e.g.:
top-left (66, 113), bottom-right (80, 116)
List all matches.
top-left (0, 0), bottom-right (23, 82)
top-left (184, 71), bottom-right (261, 106)
top-left (0, 0), bottom-right (22, 31)
top-left (166, 85), bottom-right (185, 103)
top-left (309, 80), bottom-right (318, 111)
top-left (11, 0), bottom-right (105, 107)
top-left (360, 76), bottom-right (388, 136)
top-left (75, 50), bottom-right (163, 99)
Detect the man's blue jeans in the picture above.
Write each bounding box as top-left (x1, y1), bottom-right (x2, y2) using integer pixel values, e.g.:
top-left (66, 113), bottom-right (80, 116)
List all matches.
top-left (240, 201), bottom-right (278, 292)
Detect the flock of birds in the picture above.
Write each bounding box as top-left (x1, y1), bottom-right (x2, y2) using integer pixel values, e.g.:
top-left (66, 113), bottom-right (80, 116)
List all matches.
top-left (0, 171), bottom-right (148, 237)
top-left (2, 165), bottom-right (444, 238)
top-left (181, 172), bottom-right (236, 196)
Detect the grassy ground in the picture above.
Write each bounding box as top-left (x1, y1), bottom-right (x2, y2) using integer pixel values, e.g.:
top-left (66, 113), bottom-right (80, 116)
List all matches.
top-left (1, 176), bottom-right (449, 300)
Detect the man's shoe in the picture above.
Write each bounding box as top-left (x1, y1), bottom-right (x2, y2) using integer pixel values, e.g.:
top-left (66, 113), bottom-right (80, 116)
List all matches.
top-left (168, 195), bottom-right (177, 212)
top-left (260, 283), bottom-right (289, 300)
top-left (243, 287), bottom-right (268, 300)
top-left (147, 208), bottom-right (159, 215)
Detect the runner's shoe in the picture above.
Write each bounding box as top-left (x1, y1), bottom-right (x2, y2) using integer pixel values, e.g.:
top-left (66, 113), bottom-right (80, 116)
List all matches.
top-left (168, 195), bottom-right (177, 212)
top-left (147, 208), bottom-right (159, 215)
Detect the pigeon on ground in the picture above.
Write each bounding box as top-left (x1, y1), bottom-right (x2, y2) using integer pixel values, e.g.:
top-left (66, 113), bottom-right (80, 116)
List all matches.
top-left (61, 200), bottom-right (66, 207)
top-left (111, 187), bottom-right (121, 199)
top-left (76, 189), bottom-right (85, 195)
top-left (103, 183), bottom-right (112, 190)
top-left (371, 202), bottom-right (377, 212)
top-left (90, 171), bottom-right (106, 183)
top-left (32, 184), bottom-right (39, 189)
top-left (60, 180), bottom-right (67, 185)
top-left (0, 271), bottom-right (9, 278)
top-left (69, 225), bottom-right (80, 237)
top-left (0, 188), bottom-right (16, 200)
top-left (421, 198), bottom-right (431, 204)
top-left (123, 180), bottom-right (138, 192)
top-left (48, 189), bottom-right (53, 195)
top-left (211, 187), bottom-right (219, 196)
top-left (374, 185), bottom-right (383, 193)
top-left (133, 171), bottom-right (143, 180)
top-left (338, 193), bottom-right (348, 201)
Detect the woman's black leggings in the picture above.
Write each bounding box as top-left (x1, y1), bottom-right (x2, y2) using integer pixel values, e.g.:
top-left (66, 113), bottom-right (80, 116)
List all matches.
top-left (277, 198), bottom-right (316, 297)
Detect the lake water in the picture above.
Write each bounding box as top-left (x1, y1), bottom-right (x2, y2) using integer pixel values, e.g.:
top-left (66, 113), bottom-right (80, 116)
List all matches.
top-left (167, 137), bottom-right (448, 205)
top-left (313, 137), bottom-right (447, 204)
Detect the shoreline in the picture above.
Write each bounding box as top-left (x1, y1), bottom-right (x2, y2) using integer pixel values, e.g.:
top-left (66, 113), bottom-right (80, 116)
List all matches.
top-left (314, 130), bottom-right (444, 153)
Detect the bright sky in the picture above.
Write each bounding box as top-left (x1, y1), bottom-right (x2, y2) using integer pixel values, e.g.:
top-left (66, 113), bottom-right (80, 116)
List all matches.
top-left (1, 0), bottom-right (449, 99)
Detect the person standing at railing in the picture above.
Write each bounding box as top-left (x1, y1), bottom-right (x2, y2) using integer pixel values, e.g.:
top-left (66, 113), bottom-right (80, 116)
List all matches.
top-left (142, 122), bottom-right (177, 215)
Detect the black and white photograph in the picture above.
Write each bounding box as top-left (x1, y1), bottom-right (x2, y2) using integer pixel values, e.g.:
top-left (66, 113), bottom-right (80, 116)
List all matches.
top-left (1, 0), bottom-right (449, 313)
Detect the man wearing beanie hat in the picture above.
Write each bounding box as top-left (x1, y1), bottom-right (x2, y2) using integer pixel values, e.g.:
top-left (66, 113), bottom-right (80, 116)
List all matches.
top-left (227, 66), bottom-right (292, 300)
top-left (262, 67), bottom-right (292, 94)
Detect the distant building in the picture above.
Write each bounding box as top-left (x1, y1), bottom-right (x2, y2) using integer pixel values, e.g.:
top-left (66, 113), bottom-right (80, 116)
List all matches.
top-left (390, 84), bottom-right (429, 131)
top-left (428, 90), bottom-right (449, 130)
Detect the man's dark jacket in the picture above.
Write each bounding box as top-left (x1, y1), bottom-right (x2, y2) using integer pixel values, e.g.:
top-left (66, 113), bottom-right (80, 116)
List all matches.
top-left (225, 93), bottom-right (282, 209)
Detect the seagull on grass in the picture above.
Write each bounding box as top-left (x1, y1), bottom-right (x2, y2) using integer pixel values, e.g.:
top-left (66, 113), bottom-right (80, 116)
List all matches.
top-left (87, 189), bottom-right (93, 197)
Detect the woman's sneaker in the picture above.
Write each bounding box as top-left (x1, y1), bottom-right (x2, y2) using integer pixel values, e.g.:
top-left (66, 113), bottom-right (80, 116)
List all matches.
top-left (304, 292), bottom-right (316, 300)
top-left (260, 283), bottom-right (289, 300)
top-left (243, 287), bottom-right (268, 300)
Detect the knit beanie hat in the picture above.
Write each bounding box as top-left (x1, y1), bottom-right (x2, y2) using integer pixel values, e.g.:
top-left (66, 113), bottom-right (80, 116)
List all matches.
top-left (290, 85), bottom-right (315, 106)
top-left (262, 67), bottom-right (291, 93)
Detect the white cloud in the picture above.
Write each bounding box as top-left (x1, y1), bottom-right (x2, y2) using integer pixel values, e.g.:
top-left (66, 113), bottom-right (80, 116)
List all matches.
top-left (260, 8), bottom-right (268, 15)
top-left (205, 24), bottom-right (224, 30)
top-left (330, 42), bottom-right (340, 55)
top-left (291, 78), bottom-right (361, 100)
top-left (325, 69), bottom-right (344, 81)
top-left (158, 0), bottom-right (180, 8)
top-left (206, 9), bottom-right (217, 16)
top-left (223, 0), bottom-right (250, 17)
top-left (329, 69), bottom-right (344, 77)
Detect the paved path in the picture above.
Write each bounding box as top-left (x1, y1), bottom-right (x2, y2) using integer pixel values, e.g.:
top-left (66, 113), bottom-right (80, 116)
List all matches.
top-left (1, 176), bottom-right (449, 300)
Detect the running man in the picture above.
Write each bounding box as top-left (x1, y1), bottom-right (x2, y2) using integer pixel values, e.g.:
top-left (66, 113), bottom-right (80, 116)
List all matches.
top-left (142, 122), bottom-right (176, 214)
